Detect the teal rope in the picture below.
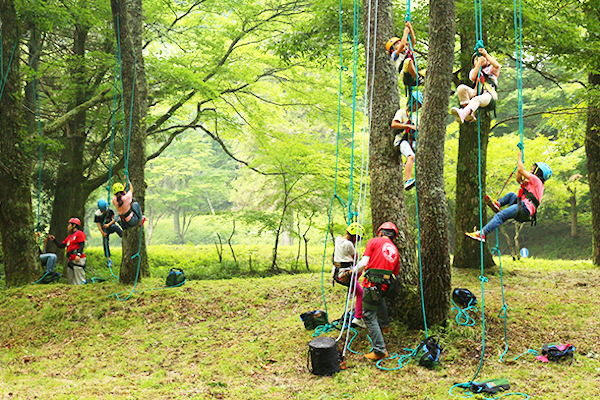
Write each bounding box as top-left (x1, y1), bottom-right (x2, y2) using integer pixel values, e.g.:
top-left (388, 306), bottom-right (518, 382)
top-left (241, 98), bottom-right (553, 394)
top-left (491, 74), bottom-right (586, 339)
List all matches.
top-left (109, 279), bottom-right (187, 298)
top-left (492, 232), bottom-right (510, 362)
top-left (451, 298), bottom-right (477, 327)
top-left (31, 271), bottom-right (51, 285)
top-left (111, 225), bottom-right (144, 301)
top-left (449, 383), bottom-right (530, 399)
top-left (376, 347), bottom-right (417, 371)
top-left (513, 349), bottom-right (538, 361)
top-left (346, 0), bottom-right (360, 222)
top-left (312, 323), bottom-right (336, 337)
top-left (0, 41), bottom-right (17, 103)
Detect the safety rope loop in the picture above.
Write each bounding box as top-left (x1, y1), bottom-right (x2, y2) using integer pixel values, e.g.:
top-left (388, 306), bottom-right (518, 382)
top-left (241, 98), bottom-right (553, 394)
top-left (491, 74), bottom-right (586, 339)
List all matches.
top-left (451, 299), bottom-right (478, 327)
top-left (478, 275), bottom-right (488, 283)
top-left (341, 66), bottom-right (348, 71)
top-left (498, 303), bottom-right (508, 319)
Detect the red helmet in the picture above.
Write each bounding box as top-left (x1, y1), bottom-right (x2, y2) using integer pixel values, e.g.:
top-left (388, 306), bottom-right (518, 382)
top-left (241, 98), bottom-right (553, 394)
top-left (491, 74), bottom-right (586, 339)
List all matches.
top-left (68, 217), bottom-right (81, 226)
top-left (377, 221), bottom-right (398, 238)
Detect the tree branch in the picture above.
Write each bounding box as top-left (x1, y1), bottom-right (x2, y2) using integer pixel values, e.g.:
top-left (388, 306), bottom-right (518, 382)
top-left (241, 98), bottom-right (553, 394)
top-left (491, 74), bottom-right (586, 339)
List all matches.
top-left (42, 88), bottom-right (112, 134)
top-left (490, 107), bottom-right (587, 131)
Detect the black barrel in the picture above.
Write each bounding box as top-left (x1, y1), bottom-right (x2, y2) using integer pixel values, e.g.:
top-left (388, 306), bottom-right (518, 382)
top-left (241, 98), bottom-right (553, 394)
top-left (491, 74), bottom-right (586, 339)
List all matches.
top-left (307, 337), bottom-right (341, 376)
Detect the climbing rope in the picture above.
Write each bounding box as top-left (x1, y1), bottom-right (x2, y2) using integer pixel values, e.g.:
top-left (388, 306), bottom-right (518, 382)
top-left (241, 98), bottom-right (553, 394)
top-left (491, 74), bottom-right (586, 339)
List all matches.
top-left (451, 298), bottom-right (478, 327)
top-left (0, 41), bottom-right (17, 103)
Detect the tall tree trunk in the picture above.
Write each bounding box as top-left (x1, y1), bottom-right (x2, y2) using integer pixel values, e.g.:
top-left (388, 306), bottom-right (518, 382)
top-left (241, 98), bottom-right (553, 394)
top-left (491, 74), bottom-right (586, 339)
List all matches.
top-left (586, 72), bottom-right (600, 265)
top-left (567, 189), bottom-right (578, 237)
top-left (415, 0), bottom-right (454, 327)
top-left (0, 0), bottom-right (40, 286)
top-left (452, 29), bottom-right (494, 269)
top-left (362, 0), bottom-right (419, 326)
top-left (112, 0), bottom-right (149, 283)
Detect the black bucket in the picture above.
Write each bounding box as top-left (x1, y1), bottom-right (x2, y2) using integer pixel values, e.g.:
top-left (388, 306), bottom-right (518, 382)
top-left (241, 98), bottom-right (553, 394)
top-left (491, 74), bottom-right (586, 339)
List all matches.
top-left (307, 337), bottom-right (341, 376)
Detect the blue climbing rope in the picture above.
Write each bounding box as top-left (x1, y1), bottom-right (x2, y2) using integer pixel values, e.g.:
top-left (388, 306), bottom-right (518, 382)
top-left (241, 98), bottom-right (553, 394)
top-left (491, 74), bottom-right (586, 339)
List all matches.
top-left (451, 298), bottom-right (478, 327)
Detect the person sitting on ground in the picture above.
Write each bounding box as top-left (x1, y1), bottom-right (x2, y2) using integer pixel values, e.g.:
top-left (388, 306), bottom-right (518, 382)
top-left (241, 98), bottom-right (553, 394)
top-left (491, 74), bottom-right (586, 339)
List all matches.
top-left (36, 230), bottom-right (58, 275)
top-left (466, 149), bottom-right (552, 242)
top-left (391, 91), bottom-right (423, 191)
top-left (95, 198), bottom-right (122, 266)
top-left (451, 47), bottom-right (500, 124)
top-left (48, 218), bottom-right (86, 285)
top-left (111, 181), bottom-right (145, 230)
top-left (386, 21), bottom-right (425, 92)
top-left (333, 222), bottom-right (366, 328)
top-left (352, 222), bottom-right (400, 361)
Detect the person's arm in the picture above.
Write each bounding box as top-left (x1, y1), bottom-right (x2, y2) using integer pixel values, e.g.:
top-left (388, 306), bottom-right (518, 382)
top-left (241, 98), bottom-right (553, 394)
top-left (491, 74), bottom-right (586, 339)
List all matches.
top-left (97, 222), bottom-right (107, 236)
top-left (353, 256), bottom-right (370, 274)
top-left (516, 150), bottom-right (531, 183)
top-left (469, 56), bottom-right (486, 81)
top-left (391, 119), bottom-right (417, 131)
top-left (47, 235), bottom-right (66, 248)
top-left (406, 20), bottom-right (416, 45)
top-left (479, 48), bottom-right (500, 69)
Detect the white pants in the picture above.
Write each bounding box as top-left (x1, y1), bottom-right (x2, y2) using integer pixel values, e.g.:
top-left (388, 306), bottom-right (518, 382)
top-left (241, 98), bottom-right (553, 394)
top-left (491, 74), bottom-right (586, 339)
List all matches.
top-left (67, 257), bottom-right (86, 285)
top-left (399, 140), bottom-right (415, 159)
top-left (456, 84), bottom-right (497, 112)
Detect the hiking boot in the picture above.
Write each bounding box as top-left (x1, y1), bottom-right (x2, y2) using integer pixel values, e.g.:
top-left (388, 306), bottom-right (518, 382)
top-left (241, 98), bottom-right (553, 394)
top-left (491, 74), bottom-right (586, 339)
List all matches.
top-left (364, 351), bottom-right (389, 361)
top-left (465, 230), bottom-right (485, 242)
top-left (381, 326), bottom-right (391, 334)
top-left (352, 317), bottom-right (366, 328)
top-left (451, 107), bottom-right (465, 124)
top-left (404, 178), bottom-right (416, 190)
top-left (484, 195), bottom-right (501, 213)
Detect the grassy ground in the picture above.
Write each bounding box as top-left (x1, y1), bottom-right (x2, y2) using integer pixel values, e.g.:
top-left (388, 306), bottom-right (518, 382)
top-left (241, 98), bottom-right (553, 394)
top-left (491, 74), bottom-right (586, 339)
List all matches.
top-left (1, 258), bottom-right (599, 399)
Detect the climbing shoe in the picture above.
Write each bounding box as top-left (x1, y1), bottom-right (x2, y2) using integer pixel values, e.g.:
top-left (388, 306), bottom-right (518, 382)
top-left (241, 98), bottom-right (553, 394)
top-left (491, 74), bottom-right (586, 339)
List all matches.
top-left (484, 195), bottom-right (501, 213)
top-left (364, 351), bottom-right (389, 361)
top-left (381, 326), bottom-right (391, 334)
top-left (404, 178), bottom-right (416, 190)
top-left (465, 230), bottom-right (485, 242)
top-left (352, 317), bottom-right (366, 329)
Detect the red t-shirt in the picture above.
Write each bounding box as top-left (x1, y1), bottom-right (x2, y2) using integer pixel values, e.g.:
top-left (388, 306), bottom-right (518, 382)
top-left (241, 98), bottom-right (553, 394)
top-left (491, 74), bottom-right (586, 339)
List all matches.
top-left (519, 174), bottom-right (544, 215)
top-left (361, 236), bottom-right (400, 287)
top-left (63, 230), bottom-right (86, 260)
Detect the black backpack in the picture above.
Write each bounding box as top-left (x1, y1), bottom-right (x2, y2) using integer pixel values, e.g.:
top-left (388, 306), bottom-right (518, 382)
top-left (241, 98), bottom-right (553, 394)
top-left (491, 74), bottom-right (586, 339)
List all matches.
top-left (541, 343), bottom-right (575, 365)
top-left (165, 268), bottom-right (186, 287)
top-left (452, 288), bottom-right (477, 308)
top-left (300, 310), bottom-right (328, 330)
top-left (414, 337), bottom-right (442, 369)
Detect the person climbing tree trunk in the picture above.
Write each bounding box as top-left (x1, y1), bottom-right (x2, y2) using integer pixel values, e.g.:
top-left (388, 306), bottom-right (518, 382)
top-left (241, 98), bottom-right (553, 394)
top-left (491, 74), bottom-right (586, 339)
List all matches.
top-left (415, 0), bottom-right (454, 326)
top-left (111, 0), bottom-right (150, 283)
top-left (362, 0), bottom-right (419, 326)
top-left (586, 72), bottom-right (600, 266)
top-left (0, 0), bottom-right (40, 286)
top-left (452, 28), bottom-right (494, 269)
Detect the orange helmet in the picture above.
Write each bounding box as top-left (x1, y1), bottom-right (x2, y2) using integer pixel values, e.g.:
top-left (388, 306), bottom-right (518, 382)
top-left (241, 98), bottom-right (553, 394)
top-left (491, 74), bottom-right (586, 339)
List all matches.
top-left (386, 37), bottom-right (402, 55)
top-left (68, 217), bottom-right (81, 226)
top-left (377, 222), bottom-right (398, 238)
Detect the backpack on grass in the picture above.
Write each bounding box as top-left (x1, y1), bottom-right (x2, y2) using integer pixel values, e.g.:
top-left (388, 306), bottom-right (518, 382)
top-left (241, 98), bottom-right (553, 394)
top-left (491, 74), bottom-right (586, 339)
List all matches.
top-left (414, 337), bottom-right (442, 369)
top-left (452, 288), bottom-right (477, 308)
top-left (165, 268), bottom-right (186, 287)
top-left (470, 378), bottom-right (510, 394)
top-left (536, 343), bottom-right (575, 365)
top-left (300, 310), bottom-right (328, 330)
top-left (38, 271), bottom-right (61, 284)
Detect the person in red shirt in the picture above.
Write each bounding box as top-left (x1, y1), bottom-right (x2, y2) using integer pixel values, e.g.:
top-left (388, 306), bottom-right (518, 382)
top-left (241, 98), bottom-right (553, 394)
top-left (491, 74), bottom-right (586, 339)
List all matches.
top-left (353, 222), bottom-right (400, 361)
top-left (48, 217), bottom-right (86, 285)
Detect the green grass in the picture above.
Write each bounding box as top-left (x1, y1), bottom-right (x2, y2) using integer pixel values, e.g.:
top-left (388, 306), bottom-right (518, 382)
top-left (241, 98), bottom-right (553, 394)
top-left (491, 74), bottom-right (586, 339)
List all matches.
top-left (1, 258), bottom-right (599, 399)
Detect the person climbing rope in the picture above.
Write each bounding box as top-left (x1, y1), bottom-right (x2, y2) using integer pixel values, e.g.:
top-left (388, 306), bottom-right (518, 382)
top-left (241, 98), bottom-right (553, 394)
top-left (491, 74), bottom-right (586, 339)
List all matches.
top-left (466, 149), bottom-right (552, 242)
top-left (48, 217), bottom-right (87, 285)
top-left (351, 222), bottom-right (400, 361)
top-left (333, 222), bottom-right (366, 328)
top-left (111, 181), bottom-right (145, 230)
top-left (386, 21), bottom-right (425, 93)
top-left (95, 198), bottom-right (122, 265)
top-left (450, 47), bottom-right (500, 124)
top-left (391, 90), bottom-right (423, 190)
top-left (36, 230), bottom-right (57, 275)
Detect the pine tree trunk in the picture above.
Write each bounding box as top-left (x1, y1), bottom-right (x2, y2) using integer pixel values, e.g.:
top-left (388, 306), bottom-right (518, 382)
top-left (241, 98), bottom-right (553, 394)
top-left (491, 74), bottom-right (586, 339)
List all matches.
top-left (586, 72), bottom-right (600, 265)
top-left (415, 0), bottom-right (454, 327)
top-left (112, 0), bottom-right (149, 283)
top-left (0, 0), bottom-right (40, 286)
top-left (362, 0), bottom-right (419, 325)
top-left (452, 30), bottom-right (494, 269)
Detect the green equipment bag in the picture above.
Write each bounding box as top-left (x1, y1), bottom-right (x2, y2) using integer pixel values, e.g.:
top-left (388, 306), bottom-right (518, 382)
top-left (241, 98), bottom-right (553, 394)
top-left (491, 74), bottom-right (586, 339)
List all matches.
top-left (165, 268), bottom-right (186, 287)
top-left (414, 337), bottom-right (442, 369)
top-left (38, 271), bottom-right (61, 284)
top-left (470, 378), bottom-right (511, 394)
top-left (300, 310), bottom-right (328, 330)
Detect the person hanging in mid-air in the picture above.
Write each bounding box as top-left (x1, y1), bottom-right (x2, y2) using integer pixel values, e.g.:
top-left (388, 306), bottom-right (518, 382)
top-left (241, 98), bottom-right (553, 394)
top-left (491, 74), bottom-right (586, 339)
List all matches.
top-left (111, 181), bottom-right (145, 230)
top-left (466, 149), bottom-right (552, 242)
top-left (95, 198), bottom-right (123, 266)
top-left (451, 47), bottom-right (500, 124)
top-left (386, 21), bottom-right (425, 93)
top-left (332, 222), bottom-right (366, 328)
top-left (391, 91), bottom-right (423, 190)
top-left (48, 217), bottom-right (86, 285)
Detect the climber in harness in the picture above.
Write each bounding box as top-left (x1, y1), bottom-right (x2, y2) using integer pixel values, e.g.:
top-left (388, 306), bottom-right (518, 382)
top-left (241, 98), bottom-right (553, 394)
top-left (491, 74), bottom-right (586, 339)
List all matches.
top-left (332, 222), bottom-right (365, 328)
top-left (48, 217), bottom-right (87, 285)
top-left (386, 21), bottom-right (425, 94)
top-left (95, 198), bottom-right (122, 265)
top-left (451, 47), bottom-right (500, 124)
top-left (351, 222), bottom-right (400, 361)
top-left (111, 181), bottom-right (145, 230)
top-left (466, 149), bottom-right (552, 242)
top-left (391, 90), bottom-right (423, 190)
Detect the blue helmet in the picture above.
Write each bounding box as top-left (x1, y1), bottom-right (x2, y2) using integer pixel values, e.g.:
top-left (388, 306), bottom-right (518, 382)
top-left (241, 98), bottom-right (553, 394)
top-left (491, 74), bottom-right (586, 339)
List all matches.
top-left (535, 162), bottom-right (552, 181)
top-left (97, 198), bottom-right (108, 212)
top-left (412, 90), bottom-right (423, 105)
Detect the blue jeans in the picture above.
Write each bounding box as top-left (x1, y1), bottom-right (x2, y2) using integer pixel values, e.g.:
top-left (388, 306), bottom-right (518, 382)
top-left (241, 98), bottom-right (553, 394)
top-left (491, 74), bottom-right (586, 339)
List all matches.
top-left (362, 298), bottom-right (390, 354)
top-left (102, 224), bottom-right (123, 258)
top-left (482, 192), bottom-right (529, 235)
top-left (40, 253), bottom-right (57, 273)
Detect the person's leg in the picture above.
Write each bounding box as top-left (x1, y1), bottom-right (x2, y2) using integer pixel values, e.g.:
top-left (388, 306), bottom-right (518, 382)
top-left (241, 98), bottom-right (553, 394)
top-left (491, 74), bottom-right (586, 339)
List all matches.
top-left (405, 58), bottom-right (417, 79)
top-left (377, 299), bottom-right (390, 330)
top-left (106, 224), bottom-right (123, 237)
top-left (103, 235), bottom-right (111, 258)
top-left (498, 192), bottom-right (518, 207)
top-left (354, 278), bottom-right (363, 319)
top-left (400, 141), bottom-right (415, 182)
top-left (66, 264), bottom-right (75, 284)
top-left (482, 204), bottom-right (519, 236)
top-left (43, 254), bottom-right (57, 273)
top-left (456, 85), bottom-right (475, 106)
top-left (466, 92), bottom-right (492, 114)
top-left (363, 307), bottom-right (386, 355)
top-left (73, 266), bottom-right (86, 285)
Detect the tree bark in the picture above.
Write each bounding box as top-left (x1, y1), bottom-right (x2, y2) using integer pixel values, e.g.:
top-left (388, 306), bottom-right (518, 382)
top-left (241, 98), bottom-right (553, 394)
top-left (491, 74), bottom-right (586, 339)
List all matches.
top-left (415, 0), bottom-right (454, 327)
top-left (112, 0), bottom-right (150, 283)
top-left (586, 72), bottom-right (600, 265)
top-left (567, 189), bottom-right (578, 237)
top-left (452, 29), bottom-right (494, 269)
top-left (0, 0), bottom-right (40, 286)
top-left (362, 0), bottom-right (418, 325)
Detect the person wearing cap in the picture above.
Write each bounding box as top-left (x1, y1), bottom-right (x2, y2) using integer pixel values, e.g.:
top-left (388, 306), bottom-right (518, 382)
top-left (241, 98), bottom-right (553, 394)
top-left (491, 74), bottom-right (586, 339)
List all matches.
top-left (48, 218), bottom-right (86, 285)
top-left (95, 198), bottom-right (122, 265)
top-left (111, 181), bottom-right (144, 230)
top-left (466, 150), bottom-right (552, 242)
top-left (352, 222), bottom-right (400, 361)
top-left (333, 222), bottom-right (366, 328)
top-left (386, 21), bottom-right (424, 92)
top-left (391, 91), bottom-right (423, 190)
